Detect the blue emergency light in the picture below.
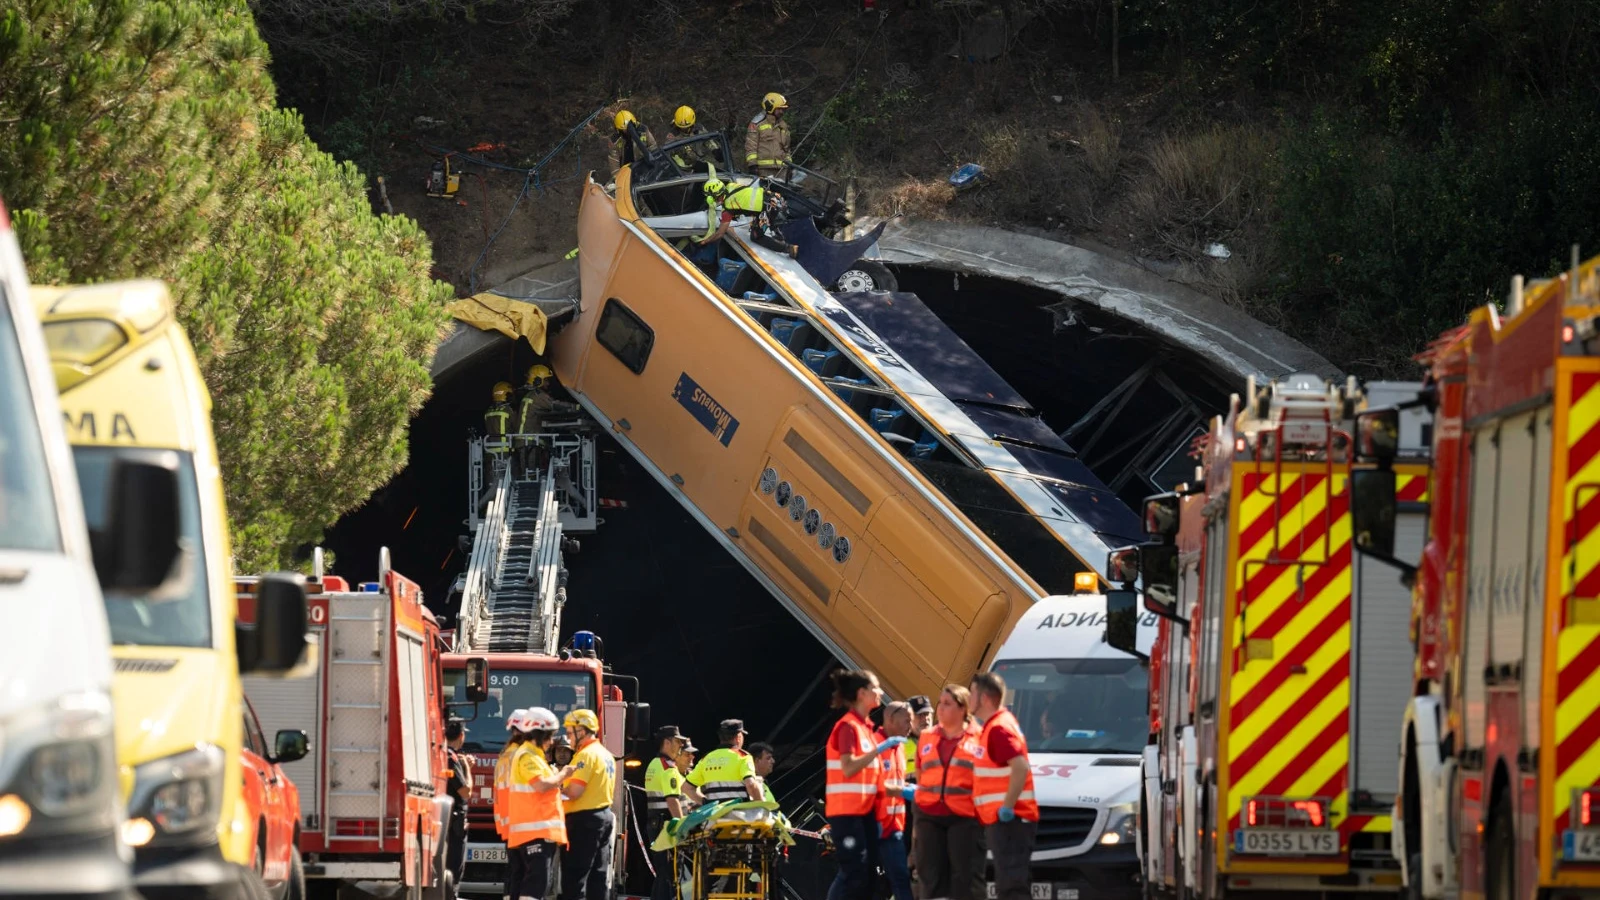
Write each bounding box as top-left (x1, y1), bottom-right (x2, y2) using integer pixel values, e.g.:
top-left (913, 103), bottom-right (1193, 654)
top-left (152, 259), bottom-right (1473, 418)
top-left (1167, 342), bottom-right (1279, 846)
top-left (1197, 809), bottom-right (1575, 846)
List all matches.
top-left (358, 582), bottom-right (381, 593)
top-left (570, 631), bottom-right (599, 653)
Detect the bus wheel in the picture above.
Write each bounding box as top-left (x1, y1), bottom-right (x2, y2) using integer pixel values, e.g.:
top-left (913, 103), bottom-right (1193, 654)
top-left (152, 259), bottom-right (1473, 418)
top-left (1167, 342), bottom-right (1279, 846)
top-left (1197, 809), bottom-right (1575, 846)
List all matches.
top-left (835, 260), bottom-right (897, 293)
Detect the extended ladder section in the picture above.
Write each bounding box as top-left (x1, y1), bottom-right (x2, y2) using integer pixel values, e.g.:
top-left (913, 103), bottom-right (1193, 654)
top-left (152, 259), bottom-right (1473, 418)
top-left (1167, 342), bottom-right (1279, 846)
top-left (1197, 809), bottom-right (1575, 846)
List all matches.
top-left (455, 433), bottom-right (595, 655)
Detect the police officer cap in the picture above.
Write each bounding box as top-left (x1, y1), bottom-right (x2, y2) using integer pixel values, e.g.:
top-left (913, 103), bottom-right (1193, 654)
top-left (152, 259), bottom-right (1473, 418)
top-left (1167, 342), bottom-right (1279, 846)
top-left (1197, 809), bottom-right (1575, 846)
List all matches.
top-left (907, 695), bottom-right (932, 714)
top-left (445, 719), bottom-right (467, 740)
top-left (718, 719), bottom-right (746, 740)
top-left (654, 725), bottom-right (683, 744)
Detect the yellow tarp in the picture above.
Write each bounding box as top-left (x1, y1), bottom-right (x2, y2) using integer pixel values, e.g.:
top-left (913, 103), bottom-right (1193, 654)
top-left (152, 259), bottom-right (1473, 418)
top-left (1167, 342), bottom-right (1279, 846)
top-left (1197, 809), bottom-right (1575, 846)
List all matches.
top-left (447, 294), bottom-right (550, 354)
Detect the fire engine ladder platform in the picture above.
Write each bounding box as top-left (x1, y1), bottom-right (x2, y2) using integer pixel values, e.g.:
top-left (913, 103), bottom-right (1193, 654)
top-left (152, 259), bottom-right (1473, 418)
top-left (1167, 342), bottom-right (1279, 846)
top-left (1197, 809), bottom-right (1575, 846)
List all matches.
top-left (324, 589), bottom-right (391, 838)
top-left (456, 443), bottom-right (572, 655)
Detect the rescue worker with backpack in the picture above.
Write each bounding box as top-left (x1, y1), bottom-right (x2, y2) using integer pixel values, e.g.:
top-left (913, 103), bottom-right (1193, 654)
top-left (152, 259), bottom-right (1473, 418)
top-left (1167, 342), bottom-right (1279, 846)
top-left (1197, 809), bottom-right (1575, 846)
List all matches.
top-left (506, 708), bottom-right (576, 900)
top-left (696, 167), bottom-right (799, 259)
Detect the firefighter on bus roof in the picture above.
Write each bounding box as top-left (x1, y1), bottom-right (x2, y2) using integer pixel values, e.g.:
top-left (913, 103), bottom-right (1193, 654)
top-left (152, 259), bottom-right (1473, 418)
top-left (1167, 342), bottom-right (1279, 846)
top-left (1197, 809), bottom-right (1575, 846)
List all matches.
top-left (506, 708), bottom-right (575, 900)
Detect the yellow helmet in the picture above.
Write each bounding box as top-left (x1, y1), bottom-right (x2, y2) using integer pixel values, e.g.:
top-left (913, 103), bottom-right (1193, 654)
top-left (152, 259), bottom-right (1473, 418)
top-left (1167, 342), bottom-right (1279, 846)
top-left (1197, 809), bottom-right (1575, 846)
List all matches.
top-left (674, 105), bottom-right (696, 129)
top-left (491, 381), bottom-right (512, 402)
top-left (703, 163), bottom-right (726, 197)
top-left (564, 709), bottom-right (600, 733)
top-left (614, 109), bottom-right (637, 132)
top-left (526, 364), bottom-right (554, 386)
top-left (762, 92), bottom-right (788, 114)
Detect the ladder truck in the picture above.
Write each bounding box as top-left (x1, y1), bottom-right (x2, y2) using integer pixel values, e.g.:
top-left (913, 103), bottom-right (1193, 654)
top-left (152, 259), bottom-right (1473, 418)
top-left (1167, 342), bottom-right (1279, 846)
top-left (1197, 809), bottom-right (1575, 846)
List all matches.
top-left (1109, 373), bottom-right (1422, 900)
top-left (444, 428), bottom-right (649, 896)
top-left (1352, 251), bottom-right (1600, 900)
top-left (241, 549), bottom-right (490, 900)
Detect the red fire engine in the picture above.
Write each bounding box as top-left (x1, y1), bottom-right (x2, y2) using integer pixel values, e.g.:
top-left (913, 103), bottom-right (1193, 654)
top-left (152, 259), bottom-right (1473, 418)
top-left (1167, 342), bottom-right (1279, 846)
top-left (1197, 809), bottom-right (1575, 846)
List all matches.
top-left (242, 549), bottom-right (488, 900)
top-left (1114, 374), bottom-right (1428, 900)
top-left (1355, 251), bottom-right (1600, 900)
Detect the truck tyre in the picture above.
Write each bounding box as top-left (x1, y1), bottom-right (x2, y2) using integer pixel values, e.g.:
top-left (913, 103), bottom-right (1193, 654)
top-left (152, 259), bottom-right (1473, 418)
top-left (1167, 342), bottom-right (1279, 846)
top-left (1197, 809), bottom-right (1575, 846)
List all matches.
top-left (287, 851), bottom-right (307, 900)
top-left (834, 259), bottom-right (897, 293)
top-left (1486, 794), bottom-right (1514, 900)
top-left (1406, 852), bottom-right (1422, 900)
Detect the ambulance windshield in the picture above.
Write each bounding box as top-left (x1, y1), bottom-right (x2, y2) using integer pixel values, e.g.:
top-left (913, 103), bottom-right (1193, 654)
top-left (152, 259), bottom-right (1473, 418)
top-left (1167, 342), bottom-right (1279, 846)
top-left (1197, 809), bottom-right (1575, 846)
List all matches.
top-left (993, 657), bottom-right (1148, 754)
top-left (444, 668), bottom-right (594, 753)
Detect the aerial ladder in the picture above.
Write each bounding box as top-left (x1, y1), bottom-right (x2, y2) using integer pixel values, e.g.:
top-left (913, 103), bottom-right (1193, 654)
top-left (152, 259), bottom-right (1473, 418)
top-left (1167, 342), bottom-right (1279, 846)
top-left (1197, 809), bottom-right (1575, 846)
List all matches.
top-left (453, 425), bottom-right (596, 656)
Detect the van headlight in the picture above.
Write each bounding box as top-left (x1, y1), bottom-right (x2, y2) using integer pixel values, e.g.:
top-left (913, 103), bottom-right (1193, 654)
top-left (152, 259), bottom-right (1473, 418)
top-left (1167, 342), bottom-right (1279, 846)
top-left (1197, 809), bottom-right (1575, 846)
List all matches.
top-left (0, 691), bottom-right (118, 839)
top-left (1100, 802), bottom-right (1138, 845)
top-left (125, 745), bottom-right (224, 845)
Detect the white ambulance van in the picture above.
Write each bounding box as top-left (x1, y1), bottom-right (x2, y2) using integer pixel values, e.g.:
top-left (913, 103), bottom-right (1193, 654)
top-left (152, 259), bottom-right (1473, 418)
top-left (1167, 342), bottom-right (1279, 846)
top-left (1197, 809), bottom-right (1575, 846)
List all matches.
top-left (983, 591), bottom-right (1157, 900)
top-left (0, 199), bottom-right (177, 897)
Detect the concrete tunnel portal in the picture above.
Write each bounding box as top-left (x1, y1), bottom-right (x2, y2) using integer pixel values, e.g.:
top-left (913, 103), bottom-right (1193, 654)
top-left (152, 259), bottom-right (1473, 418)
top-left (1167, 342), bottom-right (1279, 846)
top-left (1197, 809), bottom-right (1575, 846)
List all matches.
top-left (322, 233), bottom-right (1333, 827)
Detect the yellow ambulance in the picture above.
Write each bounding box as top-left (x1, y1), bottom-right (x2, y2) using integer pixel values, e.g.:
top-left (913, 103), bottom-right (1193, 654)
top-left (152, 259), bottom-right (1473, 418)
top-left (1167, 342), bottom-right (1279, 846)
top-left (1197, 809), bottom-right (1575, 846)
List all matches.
top-left (33, 280), bottom-right (306, 899)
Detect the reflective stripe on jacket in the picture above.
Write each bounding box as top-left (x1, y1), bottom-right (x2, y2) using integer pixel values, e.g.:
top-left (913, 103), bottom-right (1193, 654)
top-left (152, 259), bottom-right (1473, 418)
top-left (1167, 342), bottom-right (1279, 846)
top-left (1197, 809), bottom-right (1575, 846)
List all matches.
top-left (507, 743), bottom-right (568, 848)
top-left (825, 711), bottom-right (880, 817)
top-left (875, 728), bottom-right (907, 836)
top-left (723, 184), bottom-right (765, 215)
top-left (689, 747), bottom-right (755, 804)
top-left (493, 744), bottom-right (516, 838)
top-left (913, 723), bottom-right (981, 818)
top-left (973, 709), bottom-right (1039, 824)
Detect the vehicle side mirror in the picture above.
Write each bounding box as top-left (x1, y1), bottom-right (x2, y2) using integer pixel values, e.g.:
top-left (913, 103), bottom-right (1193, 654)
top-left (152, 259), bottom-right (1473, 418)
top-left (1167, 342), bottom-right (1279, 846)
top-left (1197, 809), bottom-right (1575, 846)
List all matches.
top-left (1142, 493), bottom-right (1180, 539)
top-left (1105, 546), bottom-right (1140, 585)
top-left (238, 573), bottom-right (308, 675)
top-left (1104, 589), bottom-right (1147, 660)
top-left (464, 657), bottom-right (490, 703)
top-left (93, 456), bottom-right (181, 593)
top-left (626, 701), bottom-right (652, 743)
top-left (1139, 542), bottom-right (1181, 614)
top-left (1355, 408), bottom-right (1401, 463)
top-left (1350, 468), bottom-right (1399, 559)
top-left (272, 729), bottom-right (309, 764)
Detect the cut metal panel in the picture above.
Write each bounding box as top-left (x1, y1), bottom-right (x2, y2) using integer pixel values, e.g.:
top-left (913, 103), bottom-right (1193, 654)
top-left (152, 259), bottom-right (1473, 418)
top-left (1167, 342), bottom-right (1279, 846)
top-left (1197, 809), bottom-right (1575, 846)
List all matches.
top-left (395, 631), bottom-right (428, 786)
top-left (1489, 411), bottom-right (1534, 668)
top-left (828, 291), bottom-right (1032, 411)
top-left (1351, 505), bottom-right (1425, 801)
top-left (242, 642), bottom-right (324, 823)
top-left (1523, 409), bottom-right (1552, 757)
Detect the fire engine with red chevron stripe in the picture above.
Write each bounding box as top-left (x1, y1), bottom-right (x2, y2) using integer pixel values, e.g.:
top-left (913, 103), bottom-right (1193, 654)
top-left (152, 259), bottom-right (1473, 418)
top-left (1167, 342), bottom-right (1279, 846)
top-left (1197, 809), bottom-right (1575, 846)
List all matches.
top-left (1105, 372), bottom-right (1429, 899)
top-left (1350, 249), bottom-right (1600, 900)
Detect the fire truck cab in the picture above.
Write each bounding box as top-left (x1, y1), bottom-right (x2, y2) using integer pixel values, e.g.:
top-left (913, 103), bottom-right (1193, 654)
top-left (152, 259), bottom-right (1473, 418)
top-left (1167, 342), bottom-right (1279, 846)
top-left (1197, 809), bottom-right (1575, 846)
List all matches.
top-left (1353, 252), bottom-right (1600, 900)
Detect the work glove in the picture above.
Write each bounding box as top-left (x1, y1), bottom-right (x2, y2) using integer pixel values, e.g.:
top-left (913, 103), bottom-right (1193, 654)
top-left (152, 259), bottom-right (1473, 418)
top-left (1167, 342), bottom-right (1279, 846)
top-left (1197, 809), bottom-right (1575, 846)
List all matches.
top-left (874, 736), bottom-right (908, 755)
top-left (998, 806), bottom-right (1016, 823)
top-left (901, 785), bottom-right (916, 801)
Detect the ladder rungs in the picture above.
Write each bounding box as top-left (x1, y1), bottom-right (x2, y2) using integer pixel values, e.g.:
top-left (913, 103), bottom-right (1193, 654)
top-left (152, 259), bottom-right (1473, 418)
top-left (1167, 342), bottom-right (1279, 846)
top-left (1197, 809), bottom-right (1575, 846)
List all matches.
top-left (331, 702), bottom-right (381, 709)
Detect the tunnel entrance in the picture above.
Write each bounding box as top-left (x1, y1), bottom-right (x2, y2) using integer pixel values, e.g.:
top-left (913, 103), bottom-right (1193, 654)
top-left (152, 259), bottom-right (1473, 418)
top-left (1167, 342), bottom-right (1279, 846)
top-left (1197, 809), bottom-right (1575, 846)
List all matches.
top-left (321, 263), bottom-right (1234, 832)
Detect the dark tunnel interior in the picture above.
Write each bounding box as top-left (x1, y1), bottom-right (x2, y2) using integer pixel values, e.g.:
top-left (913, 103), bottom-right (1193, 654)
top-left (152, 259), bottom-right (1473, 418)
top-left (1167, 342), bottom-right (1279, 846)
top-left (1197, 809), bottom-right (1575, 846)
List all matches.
top-left (321, 264), bottom-right (1233, 883)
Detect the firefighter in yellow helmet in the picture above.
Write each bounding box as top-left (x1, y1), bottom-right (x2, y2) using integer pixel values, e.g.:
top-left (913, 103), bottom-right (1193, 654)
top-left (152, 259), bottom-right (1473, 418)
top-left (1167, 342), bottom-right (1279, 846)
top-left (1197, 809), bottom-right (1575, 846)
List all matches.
top-left (559, 709), bottom-right (616, 900)
top-left (485, 381), bottom-right (513, 462)
top-left (696, 164), bottom-right (798, 258)
top-left (607, 109), bottom-right (658, 174)
top-left (667, 105), bottom-right (715, 172)
top-left (745, 92), bottom-right (791, 178)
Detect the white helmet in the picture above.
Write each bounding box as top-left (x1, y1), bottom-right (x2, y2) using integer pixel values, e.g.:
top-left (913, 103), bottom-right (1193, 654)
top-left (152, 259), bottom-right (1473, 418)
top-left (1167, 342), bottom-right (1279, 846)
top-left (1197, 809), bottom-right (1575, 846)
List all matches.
top-left (524, 707), bottom-right (561, 732)
top-left (505, 708), bottom-right (534, 732)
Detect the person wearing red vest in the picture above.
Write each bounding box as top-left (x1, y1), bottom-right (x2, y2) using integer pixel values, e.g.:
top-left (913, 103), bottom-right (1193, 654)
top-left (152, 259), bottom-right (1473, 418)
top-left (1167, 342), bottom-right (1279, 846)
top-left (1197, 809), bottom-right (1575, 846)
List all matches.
top-left (969, 672), bottom-right (1039, 900)
top-left (912, 686), bottom-right (986, 900)
top-left (874, 702), bottom-right (914, 900)
top-left (506, 707), bottom-right (577, 900)
top-left (825, 669), bottom-right (900, 900)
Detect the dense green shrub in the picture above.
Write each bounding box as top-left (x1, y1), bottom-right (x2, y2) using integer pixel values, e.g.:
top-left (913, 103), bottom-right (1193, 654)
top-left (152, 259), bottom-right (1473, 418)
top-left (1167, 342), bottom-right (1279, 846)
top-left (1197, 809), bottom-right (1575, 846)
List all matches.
top-left (0, 0), bottom-right (452, 568)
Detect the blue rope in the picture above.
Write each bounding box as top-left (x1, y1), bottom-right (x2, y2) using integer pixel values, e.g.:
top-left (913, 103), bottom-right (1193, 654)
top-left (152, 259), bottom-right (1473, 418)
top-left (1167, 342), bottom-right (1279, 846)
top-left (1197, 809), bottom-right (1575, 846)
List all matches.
top-left (462, 105), bottom-right (608, 294)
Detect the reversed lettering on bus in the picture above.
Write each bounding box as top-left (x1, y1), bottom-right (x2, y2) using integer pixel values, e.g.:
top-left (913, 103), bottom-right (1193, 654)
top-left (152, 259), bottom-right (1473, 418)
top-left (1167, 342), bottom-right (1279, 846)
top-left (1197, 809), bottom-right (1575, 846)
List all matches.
top-left (1035, 612), bottom-right (1158, 629)
top-left (670, 372), bottom-right (740, 447)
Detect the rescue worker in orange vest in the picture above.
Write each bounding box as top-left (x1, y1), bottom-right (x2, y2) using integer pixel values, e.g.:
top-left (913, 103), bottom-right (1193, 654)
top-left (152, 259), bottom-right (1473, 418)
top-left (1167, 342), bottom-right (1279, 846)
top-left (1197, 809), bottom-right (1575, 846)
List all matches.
top-left (496, 709), bottom-right (529, 900)
top-left (874, 701), bottom-right (914, 900)
top-left (825, 669), bottom-right (898, 900)
top-left (969, 672), bottom-right (1038, 900)
top-left (506, 707), bottom-right (576, 900)
top-left (912, 686), bottom-right (985, 900)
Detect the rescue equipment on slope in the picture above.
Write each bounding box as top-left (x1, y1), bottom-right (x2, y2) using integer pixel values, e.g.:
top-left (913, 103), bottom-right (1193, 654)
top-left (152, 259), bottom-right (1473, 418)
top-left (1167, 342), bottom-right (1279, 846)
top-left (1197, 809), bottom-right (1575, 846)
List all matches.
top-left (426, 157), bottom-right (460, 198)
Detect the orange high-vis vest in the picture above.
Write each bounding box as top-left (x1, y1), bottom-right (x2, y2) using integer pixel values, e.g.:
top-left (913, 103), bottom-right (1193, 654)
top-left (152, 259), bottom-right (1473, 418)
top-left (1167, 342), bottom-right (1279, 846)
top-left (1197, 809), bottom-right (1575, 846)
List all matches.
top-left (506, 744), bottom-right (568, 848)
top-left (973, 709), bottom-right (1039, 825)
top-left (875, 729), bottom-right (908, 836)
top-left (825, 710), bottom-right (880, 817)
top-left (913, 723), bottom-right (981, 818)
top-left (494, 743), bottom-right (516, 839)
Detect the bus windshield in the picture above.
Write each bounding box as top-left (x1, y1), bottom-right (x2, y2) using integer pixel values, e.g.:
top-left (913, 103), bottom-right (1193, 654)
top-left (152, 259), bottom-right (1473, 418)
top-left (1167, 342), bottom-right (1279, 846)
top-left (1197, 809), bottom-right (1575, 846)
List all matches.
top-left (0, 290), bottom-right (62, 553)
top-left (993, 657), bottom-right (1149, 755)
top-left (444, 668), bottom-right (595, 753)
top-left (73, 446), bottom-right (212, 647)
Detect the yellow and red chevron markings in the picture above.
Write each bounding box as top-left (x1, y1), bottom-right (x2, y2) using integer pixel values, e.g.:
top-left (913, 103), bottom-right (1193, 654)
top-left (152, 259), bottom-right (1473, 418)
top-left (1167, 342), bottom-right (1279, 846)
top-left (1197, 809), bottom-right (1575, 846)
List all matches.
top-left (1554, 369), bottom-right (1600, 838)
top-left (1225, 467), bottom-right (1356, 846)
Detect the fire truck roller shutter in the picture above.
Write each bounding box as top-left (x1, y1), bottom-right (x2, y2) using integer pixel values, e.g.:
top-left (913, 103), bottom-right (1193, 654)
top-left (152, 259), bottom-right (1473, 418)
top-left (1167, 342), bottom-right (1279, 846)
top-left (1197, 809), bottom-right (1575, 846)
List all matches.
top-left (243, 668), bottom-right (324, 825)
